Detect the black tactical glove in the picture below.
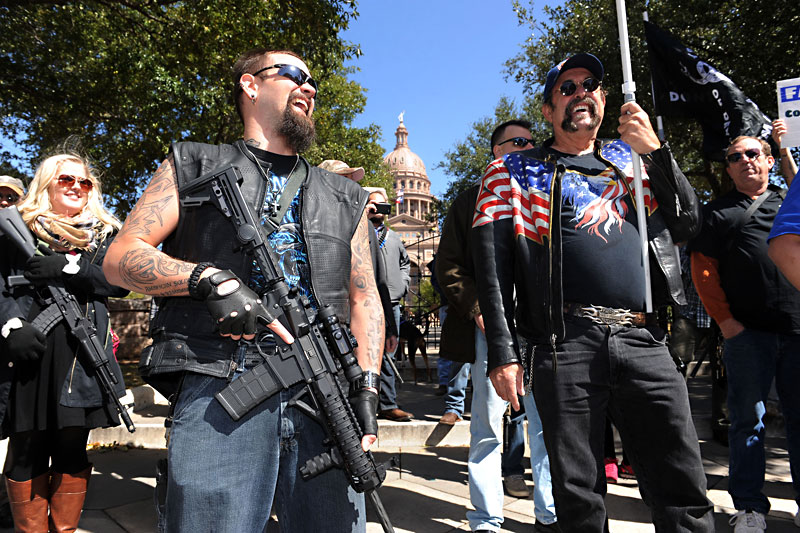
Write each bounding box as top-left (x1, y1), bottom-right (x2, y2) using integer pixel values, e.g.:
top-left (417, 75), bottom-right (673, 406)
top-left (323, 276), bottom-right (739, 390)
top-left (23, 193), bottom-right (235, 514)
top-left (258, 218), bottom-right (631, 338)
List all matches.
top-left (195, 269), bottom-right (277, 337)
top-left (349, 370), bottom-right (379, 436)
top-left (24, 252), bottom-right (68, 283)
top-left (4, 320), bottom-right (46, 364)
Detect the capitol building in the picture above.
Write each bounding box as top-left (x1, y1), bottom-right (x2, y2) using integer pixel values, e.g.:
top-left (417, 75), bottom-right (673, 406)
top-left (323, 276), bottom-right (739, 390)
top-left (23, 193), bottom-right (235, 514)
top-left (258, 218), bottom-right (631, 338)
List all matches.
top-left (383, 115), bottom-right (440, 290)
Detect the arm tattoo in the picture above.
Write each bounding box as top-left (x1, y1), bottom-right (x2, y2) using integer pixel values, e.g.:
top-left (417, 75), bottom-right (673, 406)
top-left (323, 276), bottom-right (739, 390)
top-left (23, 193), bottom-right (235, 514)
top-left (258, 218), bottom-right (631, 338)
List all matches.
top-left (350, 212), bottom-right (383, 368)
top-left (118, 156), bottom-right (175, 239)
top-left (119, 247), bottom-right (194, 295)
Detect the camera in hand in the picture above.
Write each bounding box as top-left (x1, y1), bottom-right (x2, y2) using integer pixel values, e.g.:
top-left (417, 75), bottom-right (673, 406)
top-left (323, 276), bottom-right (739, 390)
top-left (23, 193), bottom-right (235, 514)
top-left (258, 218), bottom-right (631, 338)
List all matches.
top-left (374, 202), bottom-right (392, 215)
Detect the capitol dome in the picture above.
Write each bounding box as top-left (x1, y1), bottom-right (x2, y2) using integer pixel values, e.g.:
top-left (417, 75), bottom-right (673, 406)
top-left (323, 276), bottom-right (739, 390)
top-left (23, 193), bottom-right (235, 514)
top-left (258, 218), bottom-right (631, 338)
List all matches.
top-left (384, 119), bottom-right (427, 178)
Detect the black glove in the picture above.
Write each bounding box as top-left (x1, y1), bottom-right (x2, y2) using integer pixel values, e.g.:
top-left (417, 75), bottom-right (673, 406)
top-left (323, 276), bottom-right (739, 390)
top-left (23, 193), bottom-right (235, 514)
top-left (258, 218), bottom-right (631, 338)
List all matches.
top-left (4, 321), bottom-right (46, 364)
top-left (196, 269), bottom-right (276, 337)
top-left (23, 246), bottom-right (69, 283)
top-left (349, 389), bottom-right (379, 436)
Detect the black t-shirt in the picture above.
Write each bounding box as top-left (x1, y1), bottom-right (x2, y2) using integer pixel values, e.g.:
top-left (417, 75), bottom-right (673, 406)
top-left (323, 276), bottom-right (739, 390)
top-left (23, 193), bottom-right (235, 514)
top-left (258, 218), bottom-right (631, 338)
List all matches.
top-left (690, 188), bottom-right (800, 334)
top-left (551, 148), bottom-right (647, 310)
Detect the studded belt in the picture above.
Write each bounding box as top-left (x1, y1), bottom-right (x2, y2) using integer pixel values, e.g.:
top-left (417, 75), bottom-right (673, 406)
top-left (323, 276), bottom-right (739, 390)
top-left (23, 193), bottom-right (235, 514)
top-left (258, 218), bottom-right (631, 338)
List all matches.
top-left (563, 303), bottom-right (656, 327)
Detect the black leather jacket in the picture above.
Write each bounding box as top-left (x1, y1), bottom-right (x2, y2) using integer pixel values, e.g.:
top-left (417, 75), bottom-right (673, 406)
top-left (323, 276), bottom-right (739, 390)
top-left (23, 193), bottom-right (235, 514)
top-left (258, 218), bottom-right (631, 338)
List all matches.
top-left (473, 139), bottom-right (700, 373)
top-left (140, 140), bottom-right (368, 380)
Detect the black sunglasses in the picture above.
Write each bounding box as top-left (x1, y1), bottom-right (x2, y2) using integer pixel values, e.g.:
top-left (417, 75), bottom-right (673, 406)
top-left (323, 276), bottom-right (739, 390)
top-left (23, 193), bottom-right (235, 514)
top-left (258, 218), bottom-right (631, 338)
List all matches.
top-left (498, 137), bottom-right (534, 149)
top-left (0, 193), bottom-right (18, 203)
top-left (559, 77), bottom-right (602, 97)
top-left (726, 148), bottom-right (762, 164)
top-left (251, 63), bottom-right (318, 93)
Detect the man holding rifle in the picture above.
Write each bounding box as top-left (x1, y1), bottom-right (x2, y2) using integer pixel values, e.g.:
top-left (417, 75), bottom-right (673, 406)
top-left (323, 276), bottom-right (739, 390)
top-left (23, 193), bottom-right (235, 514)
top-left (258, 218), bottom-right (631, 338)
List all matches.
top-left (472, 53), bottom-right (713, 531)
top-left (105, 49), bottom-right (384, 532)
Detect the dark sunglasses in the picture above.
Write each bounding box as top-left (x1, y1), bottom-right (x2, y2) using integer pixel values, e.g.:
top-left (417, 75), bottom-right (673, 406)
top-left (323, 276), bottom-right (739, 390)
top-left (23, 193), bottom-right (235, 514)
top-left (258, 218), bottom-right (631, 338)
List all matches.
top-left (251, 63), bottom-right (318, 93)
top-left (559, 77), bottom-right (602, 97)
top-left (498, 137), bottom-right (534, 149)
top-left (0, 193), bottom-right (18, 203)
top-left (56, 174), bottom-right (93, 192)
top-left (726, 148), bottom-right (762, 164)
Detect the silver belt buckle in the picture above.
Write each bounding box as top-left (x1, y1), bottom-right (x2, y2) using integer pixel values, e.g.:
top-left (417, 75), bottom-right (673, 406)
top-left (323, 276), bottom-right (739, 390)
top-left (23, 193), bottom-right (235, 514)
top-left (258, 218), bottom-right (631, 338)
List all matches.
top-left (581, 305), bottom-right (636, 326)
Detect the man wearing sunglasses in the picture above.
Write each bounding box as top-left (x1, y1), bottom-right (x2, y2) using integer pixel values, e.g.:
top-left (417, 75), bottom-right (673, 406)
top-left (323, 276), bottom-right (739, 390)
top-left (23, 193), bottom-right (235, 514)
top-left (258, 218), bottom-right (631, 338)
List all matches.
top-left (105, 49), bottom-right (383, 532)
top-left (692, 135), bottom-right (800, 532)
top-left (0, 175), bottom-right (24, 209)
top-left (436, 120), bottom-right (558, 532)
top-left (472, 53), bottom-right (714, 531)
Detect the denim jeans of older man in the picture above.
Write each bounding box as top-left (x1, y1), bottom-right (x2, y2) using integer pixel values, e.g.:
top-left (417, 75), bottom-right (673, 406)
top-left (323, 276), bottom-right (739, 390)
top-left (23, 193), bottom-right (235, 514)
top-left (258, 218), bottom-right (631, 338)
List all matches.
top-left (163, 366), bottom-right (366, 532)
top-left (724, 328), bottom-right (800, 514)
top-left (467, 326), bottom-right (557, 532)
top-left (379, 304), bottom-right (402, 411)
top-left (444, 361), bottom-right (471, 417)
top-left (533, 316), bottom-right (714, 532)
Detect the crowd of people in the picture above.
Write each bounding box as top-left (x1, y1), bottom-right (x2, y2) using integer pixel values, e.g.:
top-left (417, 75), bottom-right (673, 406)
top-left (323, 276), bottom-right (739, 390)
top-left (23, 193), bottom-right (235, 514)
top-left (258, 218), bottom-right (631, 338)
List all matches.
top-left (0, 47), bottom-right (798, 533)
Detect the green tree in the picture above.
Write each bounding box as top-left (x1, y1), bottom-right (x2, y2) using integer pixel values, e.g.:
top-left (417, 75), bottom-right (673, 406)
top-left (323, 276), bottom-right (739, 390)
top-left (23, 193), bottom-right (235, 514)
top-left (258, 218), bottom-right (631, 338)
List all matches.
top-left (505, 0), bottom-right (799, 200)
top-left (434, 95), bottom-right (547, 222)
top-left (0, 0), bottom-right (390, 214)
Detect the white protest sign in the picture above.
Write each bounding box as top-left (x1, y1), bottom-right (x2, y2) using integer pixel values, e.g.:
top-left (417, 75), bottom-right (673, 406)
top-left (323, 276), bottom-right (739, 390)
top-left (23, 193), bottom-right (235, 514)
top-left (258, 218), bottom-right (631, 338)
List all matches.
top-left (777, 77), bottom-right (800, 148)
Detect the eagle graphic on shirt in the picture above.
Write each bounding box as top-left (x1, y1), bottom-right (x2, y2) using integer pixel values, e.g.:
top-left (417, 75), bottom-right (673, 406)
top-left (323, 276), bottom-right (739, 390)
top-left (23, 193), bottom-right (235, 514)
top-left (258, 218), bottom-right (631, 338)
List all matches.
top-left (473, 139), bottom-right (657, 245)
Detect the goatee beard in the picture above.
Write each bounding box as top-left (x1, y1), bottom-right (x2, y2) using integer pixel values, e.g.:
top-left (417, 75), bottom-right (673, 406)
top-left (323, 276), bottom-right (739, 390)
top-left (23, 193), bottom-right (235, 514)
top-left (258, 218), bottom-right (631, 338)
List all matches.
top-left (560, 97), bottom-right (601, 133)
top-left (279, 100), bottom-right (316, 153)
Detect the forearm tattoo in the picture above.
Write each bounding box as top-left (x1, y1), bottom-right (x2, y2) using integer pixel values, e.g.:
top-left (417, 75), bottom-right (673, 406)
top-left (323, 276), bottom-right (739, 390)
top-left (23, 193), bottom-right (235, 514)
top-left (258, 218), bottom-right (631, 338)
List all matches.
top-left (351, 211), bottom-right (383, 369)
top-left (119, 247), bottom-right (194, 296)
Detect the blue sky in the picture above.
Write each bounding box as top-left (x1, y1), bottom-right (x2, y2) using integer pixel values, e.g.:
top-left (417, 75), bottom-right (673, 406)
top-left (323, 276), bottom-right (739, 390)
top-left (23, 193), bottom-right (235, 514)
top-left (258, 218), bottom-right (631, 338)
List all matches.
top-left (341, 0), bottom-right (556, 196)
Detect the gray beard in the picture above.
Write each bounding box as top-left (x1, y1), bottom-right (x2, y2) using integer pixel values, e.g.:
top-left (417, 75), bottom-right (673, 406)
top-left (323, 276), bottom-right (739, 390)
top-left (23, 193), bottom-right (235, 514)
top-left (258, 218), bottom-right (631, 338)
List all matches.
top-left (279, 105), bottom-right (316, 153)
top-left (560, 97), bottom-right (601, 133)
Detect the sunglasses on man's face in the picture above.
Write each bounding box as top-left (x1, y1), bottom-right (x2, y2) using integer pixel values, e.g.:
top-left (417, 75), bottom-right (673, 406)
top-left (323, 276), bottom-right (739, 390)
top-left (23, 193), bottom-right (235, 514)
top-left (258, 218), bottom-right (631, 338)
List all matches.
top-left (559, 77), bottom-right (602, 97)
top-left (726, 148), bottom-right (762, 164)
top-left (251, 63), bottom-right (318, 93)
top-left (56, 174), bottom-right (94, 192)
top-left (0, 194), bottom-right (18, 203)
top-left (498, 137), bottom-right (534, 149)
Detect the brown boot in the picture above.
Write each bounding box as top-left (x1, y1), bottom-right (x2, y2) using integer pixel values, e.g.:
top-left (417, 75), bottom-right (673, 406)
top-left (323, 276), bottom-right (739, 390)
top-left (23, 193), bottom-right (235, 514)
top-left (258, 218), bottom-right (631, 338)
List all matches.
top-left (6, 472), bottom-right (49, 532)
top-left (48, 466), bottom-right (91, 533)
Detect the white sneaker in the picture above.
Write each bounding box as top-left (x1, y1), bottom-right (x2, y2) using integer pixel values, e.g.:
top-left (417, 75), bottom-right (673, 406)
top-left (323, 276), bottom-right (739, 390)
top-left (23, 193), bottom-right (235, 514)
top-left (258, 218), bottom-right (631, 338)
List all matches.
top-left (729, 510), bottom-right (766, 532)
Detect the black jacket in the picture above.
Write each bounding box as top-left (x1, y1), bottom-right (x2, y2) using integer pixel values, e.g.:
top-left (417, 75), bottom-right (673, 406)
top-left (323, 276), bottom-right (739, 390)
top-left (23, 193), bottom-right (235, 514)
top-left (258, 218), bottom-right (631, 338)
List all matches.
top-left (0, 234), bottom-right (128, 426)
top-left (473, 140), bottom-right (700, 373)
top-left (140, 140), bottom-right (369, 380)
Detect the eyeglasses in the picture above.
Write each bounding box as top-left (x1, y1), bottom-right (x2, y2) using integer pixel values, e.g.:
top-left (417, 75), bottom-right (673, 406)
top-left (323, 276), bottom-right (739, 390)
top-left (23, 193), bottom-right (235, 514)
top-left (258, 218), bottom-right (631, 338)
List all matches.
top-left (56, 174), bottom-right (94, 192)
top-left (497, 137), bottom-right (534, 148)
top-left (251, 64), bottom-right (318, 93)
top-left (726, 148), bottom-right (762, 164)
top-left (0, 193), bottom-right (18, 203)
top-left (559, 77), bottom-right (602, 97)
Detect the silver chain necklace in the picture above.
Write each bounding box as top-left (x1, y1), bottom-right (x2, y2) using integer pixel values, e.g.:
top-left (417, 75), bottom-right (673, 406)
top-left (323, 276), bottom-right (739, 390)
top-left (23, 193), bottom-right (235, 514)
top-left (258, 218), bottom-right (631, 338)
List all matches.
top-left (246, 145), bottom-right (299, 218)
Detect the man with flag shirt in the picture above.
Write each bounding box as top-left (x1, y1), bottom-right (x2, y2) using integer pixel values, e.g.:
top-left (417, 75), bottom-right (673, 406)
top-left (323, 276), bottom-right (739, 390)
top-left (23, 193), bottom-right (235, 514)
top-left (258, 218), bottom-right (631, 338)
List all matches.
top-left (472, 52), bottom-right (713, 532)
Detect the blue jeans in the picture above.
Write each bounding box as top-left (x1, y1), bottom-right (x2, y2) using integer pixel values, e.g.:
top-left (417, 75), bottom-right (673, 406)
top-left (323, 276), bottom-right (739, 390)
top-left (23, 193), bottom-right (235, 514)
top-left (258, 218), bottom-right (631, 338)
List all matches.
top-left (467, 326), bottom-right (556, 530)
top-left (164, 368), bottom-right (366, 532)
top-left (379, 304), bottom-right (402, 410)
top-left (724, 328), bottom-right (800, 513)
top-left (438, 305), bottom-right (452, 386)
top-left (533, 317), bottom-right (713, 532)
top-left (444, 362), bottom-right (470, 417)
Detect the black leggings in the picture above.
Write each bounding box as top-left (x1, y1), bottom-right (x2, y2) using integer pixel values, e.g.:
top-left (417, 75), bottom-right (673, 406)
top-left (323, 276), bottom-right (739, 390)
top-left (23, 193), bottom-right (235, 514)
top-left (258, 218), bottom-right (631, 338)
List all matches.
top-left (3, 428), bottom-right (90, 482)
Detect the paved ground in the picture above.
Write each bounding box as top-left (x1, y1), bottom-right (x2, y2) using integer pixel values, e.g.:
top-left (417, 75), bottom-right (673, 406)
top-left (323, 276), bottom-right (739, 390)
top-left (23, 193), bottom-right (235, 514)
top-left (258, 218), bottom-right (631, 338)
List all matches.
top-left (1, 357), bottom-right (798, 532)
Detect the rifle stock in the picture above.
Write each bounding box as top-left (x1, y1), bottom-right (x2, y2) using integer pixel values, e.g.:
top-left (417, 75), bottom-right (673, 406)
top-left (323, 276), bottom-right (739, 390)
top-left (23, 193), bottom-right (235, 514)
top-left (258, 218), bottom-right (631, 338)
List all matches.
top-left (0, 207), bottom-right (135, 433)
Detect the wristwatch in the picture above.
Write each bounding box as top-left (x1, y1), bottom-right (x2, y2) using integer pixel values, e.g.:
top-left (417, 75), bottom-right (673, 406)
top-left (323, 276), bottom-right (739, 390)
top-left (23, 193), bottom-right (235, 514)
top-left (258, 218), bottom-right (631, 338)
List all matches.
top-left (350, 370), bottom-right (380, 394)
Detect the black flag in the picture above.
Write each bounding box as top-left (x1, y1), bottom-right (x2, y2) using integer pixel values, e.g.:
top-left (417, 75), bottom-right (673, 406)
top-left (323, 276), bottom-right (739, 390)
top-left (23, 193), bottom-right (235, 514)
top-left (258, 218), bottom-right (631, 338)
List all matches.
top-left (644, 21), bottom-right (772, 161)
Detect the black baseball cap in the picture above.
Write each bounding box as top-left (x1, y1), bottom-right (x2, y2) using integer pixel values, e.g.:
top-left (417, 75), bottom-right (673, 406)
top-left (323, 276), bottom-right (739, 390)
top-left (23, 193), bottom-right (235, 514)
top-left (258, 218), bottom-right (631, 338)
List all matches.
top-left (543, 53), bottom-right (604, 102)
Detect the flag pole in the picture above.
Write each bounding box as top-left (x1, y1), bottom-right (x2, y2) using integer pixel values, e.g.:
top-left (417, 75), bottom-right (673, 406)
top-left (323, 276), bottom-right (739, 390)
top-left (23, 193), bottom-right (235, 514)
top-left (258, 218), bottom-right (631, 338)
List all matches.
top-left (643, 11), bottom-right (666, 143)
top-left (615, 0), bottom-right (653, 312)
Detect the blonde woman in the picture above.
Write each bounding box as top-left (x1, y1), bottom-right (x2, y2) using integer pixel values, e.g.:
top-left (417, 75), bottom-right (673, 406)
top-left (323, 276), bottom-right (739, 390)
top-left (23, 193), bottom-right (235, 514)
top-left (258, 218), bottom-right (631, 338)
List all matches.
top-left (0, 153), bottom-right (128, 532)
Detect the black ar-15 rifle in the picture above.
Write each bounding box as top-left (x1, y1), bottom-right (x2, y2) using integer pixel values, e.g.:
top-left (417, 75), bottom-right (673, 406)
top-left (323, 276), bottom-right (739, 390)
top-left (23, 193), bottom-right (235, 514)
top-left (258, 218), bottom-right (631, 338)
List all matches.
top-left (0, 207), bottom-right (135, 433)
top-left (180, 166), bottom-right (395, 532)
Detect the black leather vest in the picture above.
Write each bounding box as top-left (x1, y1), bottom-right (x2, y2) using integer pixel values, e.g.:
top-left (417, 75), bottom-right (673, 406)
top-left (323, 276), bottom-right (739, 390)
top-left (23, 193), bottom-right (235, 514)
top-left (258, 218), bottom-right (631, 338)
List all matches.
top-left (142, 140), bottom-right (368, 379)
